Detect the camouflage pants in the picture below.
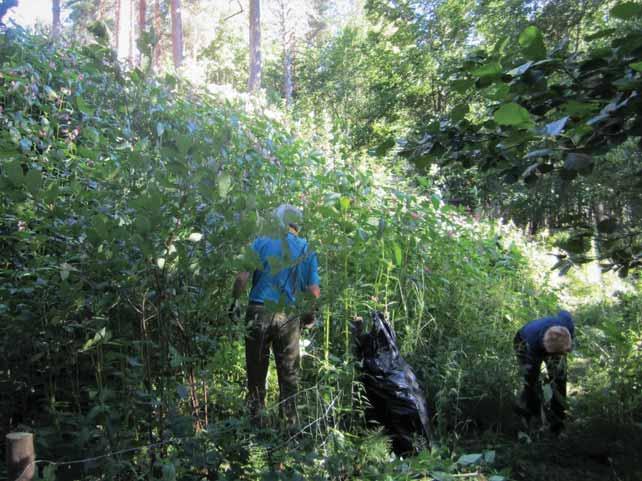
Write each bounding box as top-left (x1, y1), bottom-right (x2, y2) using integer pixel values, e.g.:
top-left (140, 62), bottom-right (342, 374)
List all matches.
top-left (245, 304), bottom-right (300, 424)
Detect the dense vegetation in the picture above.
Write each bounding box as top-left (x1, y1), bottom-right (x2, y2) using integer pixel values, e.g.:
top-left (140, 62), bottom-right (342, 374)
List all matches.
top-left (1, 1), bottom-right (641, 480)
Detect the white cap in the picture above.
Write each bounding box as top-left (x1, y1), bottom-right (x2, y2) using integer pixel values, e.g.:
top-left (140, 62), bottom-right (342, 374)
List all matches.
top-left (274, 204), bottom-right (303, 232)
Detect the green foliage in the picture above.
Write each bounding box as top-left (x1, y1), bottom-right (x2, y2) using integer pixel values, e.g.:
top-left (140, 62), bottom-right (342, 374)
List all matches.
top-left (2, 16), bottom-right (641, 481)
top-left (401, 22), bottom-right (642, 272)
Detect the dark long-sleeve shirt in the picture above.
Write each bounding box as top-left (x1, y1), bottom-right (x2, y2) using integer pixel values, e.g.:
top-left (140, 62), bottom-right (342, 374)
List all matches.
top-left (518, 310), bottom-right (575, 360)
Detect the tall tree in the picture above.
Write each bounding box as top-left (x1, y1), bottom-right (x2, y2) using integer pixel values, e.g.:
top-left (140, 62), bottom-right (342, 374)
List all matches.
top-left (170, 0), bottom-right (183, 68)
top-left (248, 0), bottom-right (261, 92)
top-left (275, 0), bottom-right (294, 105)
top-left (129, 0), bottom-right (134, 63)
top-left (153, 0), bottom-right (162, 70)
top-left (138, 0), bottom-right (146, 65)
top-left (52, 0), bottom-right (61, 36)
top-left (115, 0), bottom-right (121, 51)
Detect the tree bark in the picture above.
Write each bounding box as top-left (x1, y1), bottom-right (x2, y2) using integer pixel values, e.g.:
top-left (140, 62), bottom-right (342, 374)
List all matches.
top-left (248, 0), bottom-right (262, 92)
top-left (129, 0), bottom-right (135, 64)
top-left (115, 0), bottom-right (121, 52)
top-left (52, 0), bottom-right (61, 37)
top-left (138, 0), bottom-right (146, 65)
top-left (153, 0), bottom-right (161, 70)
top-left (170, 0), bottom-right (184, 69)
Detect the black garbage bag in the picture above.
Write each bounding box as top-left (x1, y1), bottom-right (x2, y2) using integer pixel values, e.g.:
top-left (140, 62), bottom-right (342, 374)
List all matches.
top-left (354, 311), bottom-right (431, 455)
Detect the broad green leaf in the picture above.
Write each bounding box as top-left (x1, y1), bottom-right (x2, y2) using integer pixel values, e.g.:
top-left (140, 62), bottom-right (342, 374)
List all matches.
top-left (610, 2), bottom-right (642, 19)
top-left (393, 242), bottom-right (403, 267)
top-left (494, 103), bottom-right (532, 127)
top-left (472, 62), bottom-right (502, 78)
top-left (24, 169), bottom-right (42, 194)
top-left (564, 153), bottom-right (593, 173)
top-left (524, 149), bottom-right (553, 159)
top-left (482, 83), bottom-right (510, 101)
top-left (175, 134), bottom-right (191, 155)
top-left (483, 450), bottom-right (496, 464)
top-left (76, 96), bottom-right (94, 115)
top-left (456, 453), bottom-right (483, 466)
top-left (81, 327), bottom-right (109, 352)
top-left (543, 117), bottom-right (569, 137)
top-left (5, 160), bottom-right (24, 185)
top-left (339, 196), bottom-right (351, 212)
top-left (507, 61), bottom-right (534, 77)
top-left (217, 173), bottom-right (232, 197)
top-left (135, 216), bottom-right (151, 233)
top-left (519, 26), bottom-right (546, 60)
top-left (451, 104), bottom-right (469, 122)
top-left (563, 101), bottom-right (598, 116)
top-left (630, 61), bottom-right (642, 72)
top-left (451, 78), bottom-right (474, 92)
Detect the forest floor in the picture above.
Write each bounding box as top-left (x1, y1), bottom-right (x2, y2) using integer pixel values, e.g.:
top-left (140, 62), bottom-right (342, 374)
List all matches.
top-left (460, 420), bottom-right (642, 481)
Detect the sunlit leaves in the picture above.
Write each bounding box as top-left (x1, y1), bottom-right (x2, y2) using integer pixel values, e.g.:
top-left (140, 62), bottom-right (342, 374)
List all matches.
top-left (493, 103), bottom-right (532, 127)
top-left (217, 173), bottom-right (232, 197)
top-left (472, 61), bottom-right (502, 78)
top-left (518, 26), bottom-right (546, 60)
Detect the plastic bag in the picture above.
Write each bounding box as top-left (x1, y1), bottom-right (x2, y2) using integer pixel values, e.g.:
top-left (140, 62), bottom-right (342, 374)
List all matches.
top-left (354, 311), bottom-right (431, 455)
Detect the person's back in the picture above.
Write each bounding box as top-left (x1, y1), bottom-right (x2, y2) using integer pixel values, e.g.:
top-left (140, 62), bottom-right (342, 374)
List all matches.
top-left (249, 232), bottom-right (317, 306)
top-left (518, 310), bottom-right (574, 359)
top-left (230, 204), bottom-right (321, 427)
top-left (514, 310), bottom-right (574, 434)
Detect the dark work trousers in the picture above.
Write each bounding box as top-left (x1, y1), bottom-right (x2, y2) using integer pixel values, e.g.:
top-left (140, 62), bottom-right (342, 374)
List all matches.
top-left (245, 304), bottom-right (300, 425)
top-left (513, 333), bottom-right (567, 432)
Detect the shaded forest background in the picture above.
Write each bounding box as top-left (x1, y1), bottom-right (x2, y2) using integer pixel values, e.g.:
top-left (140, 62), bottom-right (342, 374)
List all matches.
top-left (0, 1), bottom-right (641, 480)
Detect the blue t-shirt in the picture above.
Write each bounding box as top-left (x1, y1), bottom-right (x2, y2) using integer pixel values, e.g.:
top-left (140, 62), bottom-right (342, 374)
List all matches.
top-left (249, 232), bottom-right (320, 305)
top-left (519, 310), bottom-right (575, 358)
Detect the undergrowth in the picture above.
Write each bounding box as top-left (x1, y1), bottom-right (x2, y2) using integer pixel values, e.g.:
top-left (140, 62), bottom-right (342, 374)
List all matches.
top-left (0, 28), bottom-right (640, 481)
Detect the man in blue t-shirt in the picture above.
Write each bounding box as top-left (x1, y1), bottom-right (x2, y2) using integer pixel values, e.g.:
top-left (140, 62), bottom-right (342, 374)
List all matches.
top-left (513, 310), bottom-right (574, 434)
top-left (231, 205), bottom-right (321, 425)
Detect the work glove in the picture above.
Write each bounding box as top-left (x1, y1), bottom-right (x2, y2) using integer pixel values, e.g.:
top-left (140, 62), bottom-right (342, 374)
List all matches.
top-left (228, 299), bottom-right (241, 322)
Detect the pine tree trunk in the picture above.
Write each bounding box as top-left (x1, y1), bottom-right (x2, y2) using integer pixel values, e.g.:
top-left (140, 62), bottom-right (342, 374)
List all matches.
top-left (153, 0), bottom-right (161, 70)
top-left (97, 0), bottom-right (105, 21)
top-left (248, 0), bottom-right (262, 92)
top-left (115, 0), bottom-right (121, 52)
top-left (283, 39), bottom-right (293, 107)
top-left (129, 0), bottom-right (135, 64)
top-left (52, 0), bottom-right (61, 37)
top-left (138, 0), bottom-right (146, 65)
top-left (170, 0), bottom-right (183, 69)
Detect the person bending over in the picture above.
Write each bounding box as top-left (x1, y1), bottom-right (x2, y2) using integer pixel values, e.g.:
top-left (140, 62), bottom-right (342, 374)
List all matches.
top-left (514, 310), bottom-right (574, 434)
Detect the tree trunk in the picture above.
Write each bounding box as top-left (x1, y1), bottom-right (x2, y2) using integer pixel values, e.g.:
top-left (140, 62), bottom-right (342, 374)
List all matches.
top-left (248, 0), bottom-right (262, 92)
top-left (129, 0), bottom-right (135, 64)
top-left (138, 0), bottom-right (147, 65)
top-left (153, 0), bottom-right (161, 70)
top-left (283, 39), bottom-right (294, 106)
top-left (170, 0), bottom-right (183, 69)
top-left (52, 0), bottom-right (61, 37)
top-left (115, 0), bottom-right (121, 51)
